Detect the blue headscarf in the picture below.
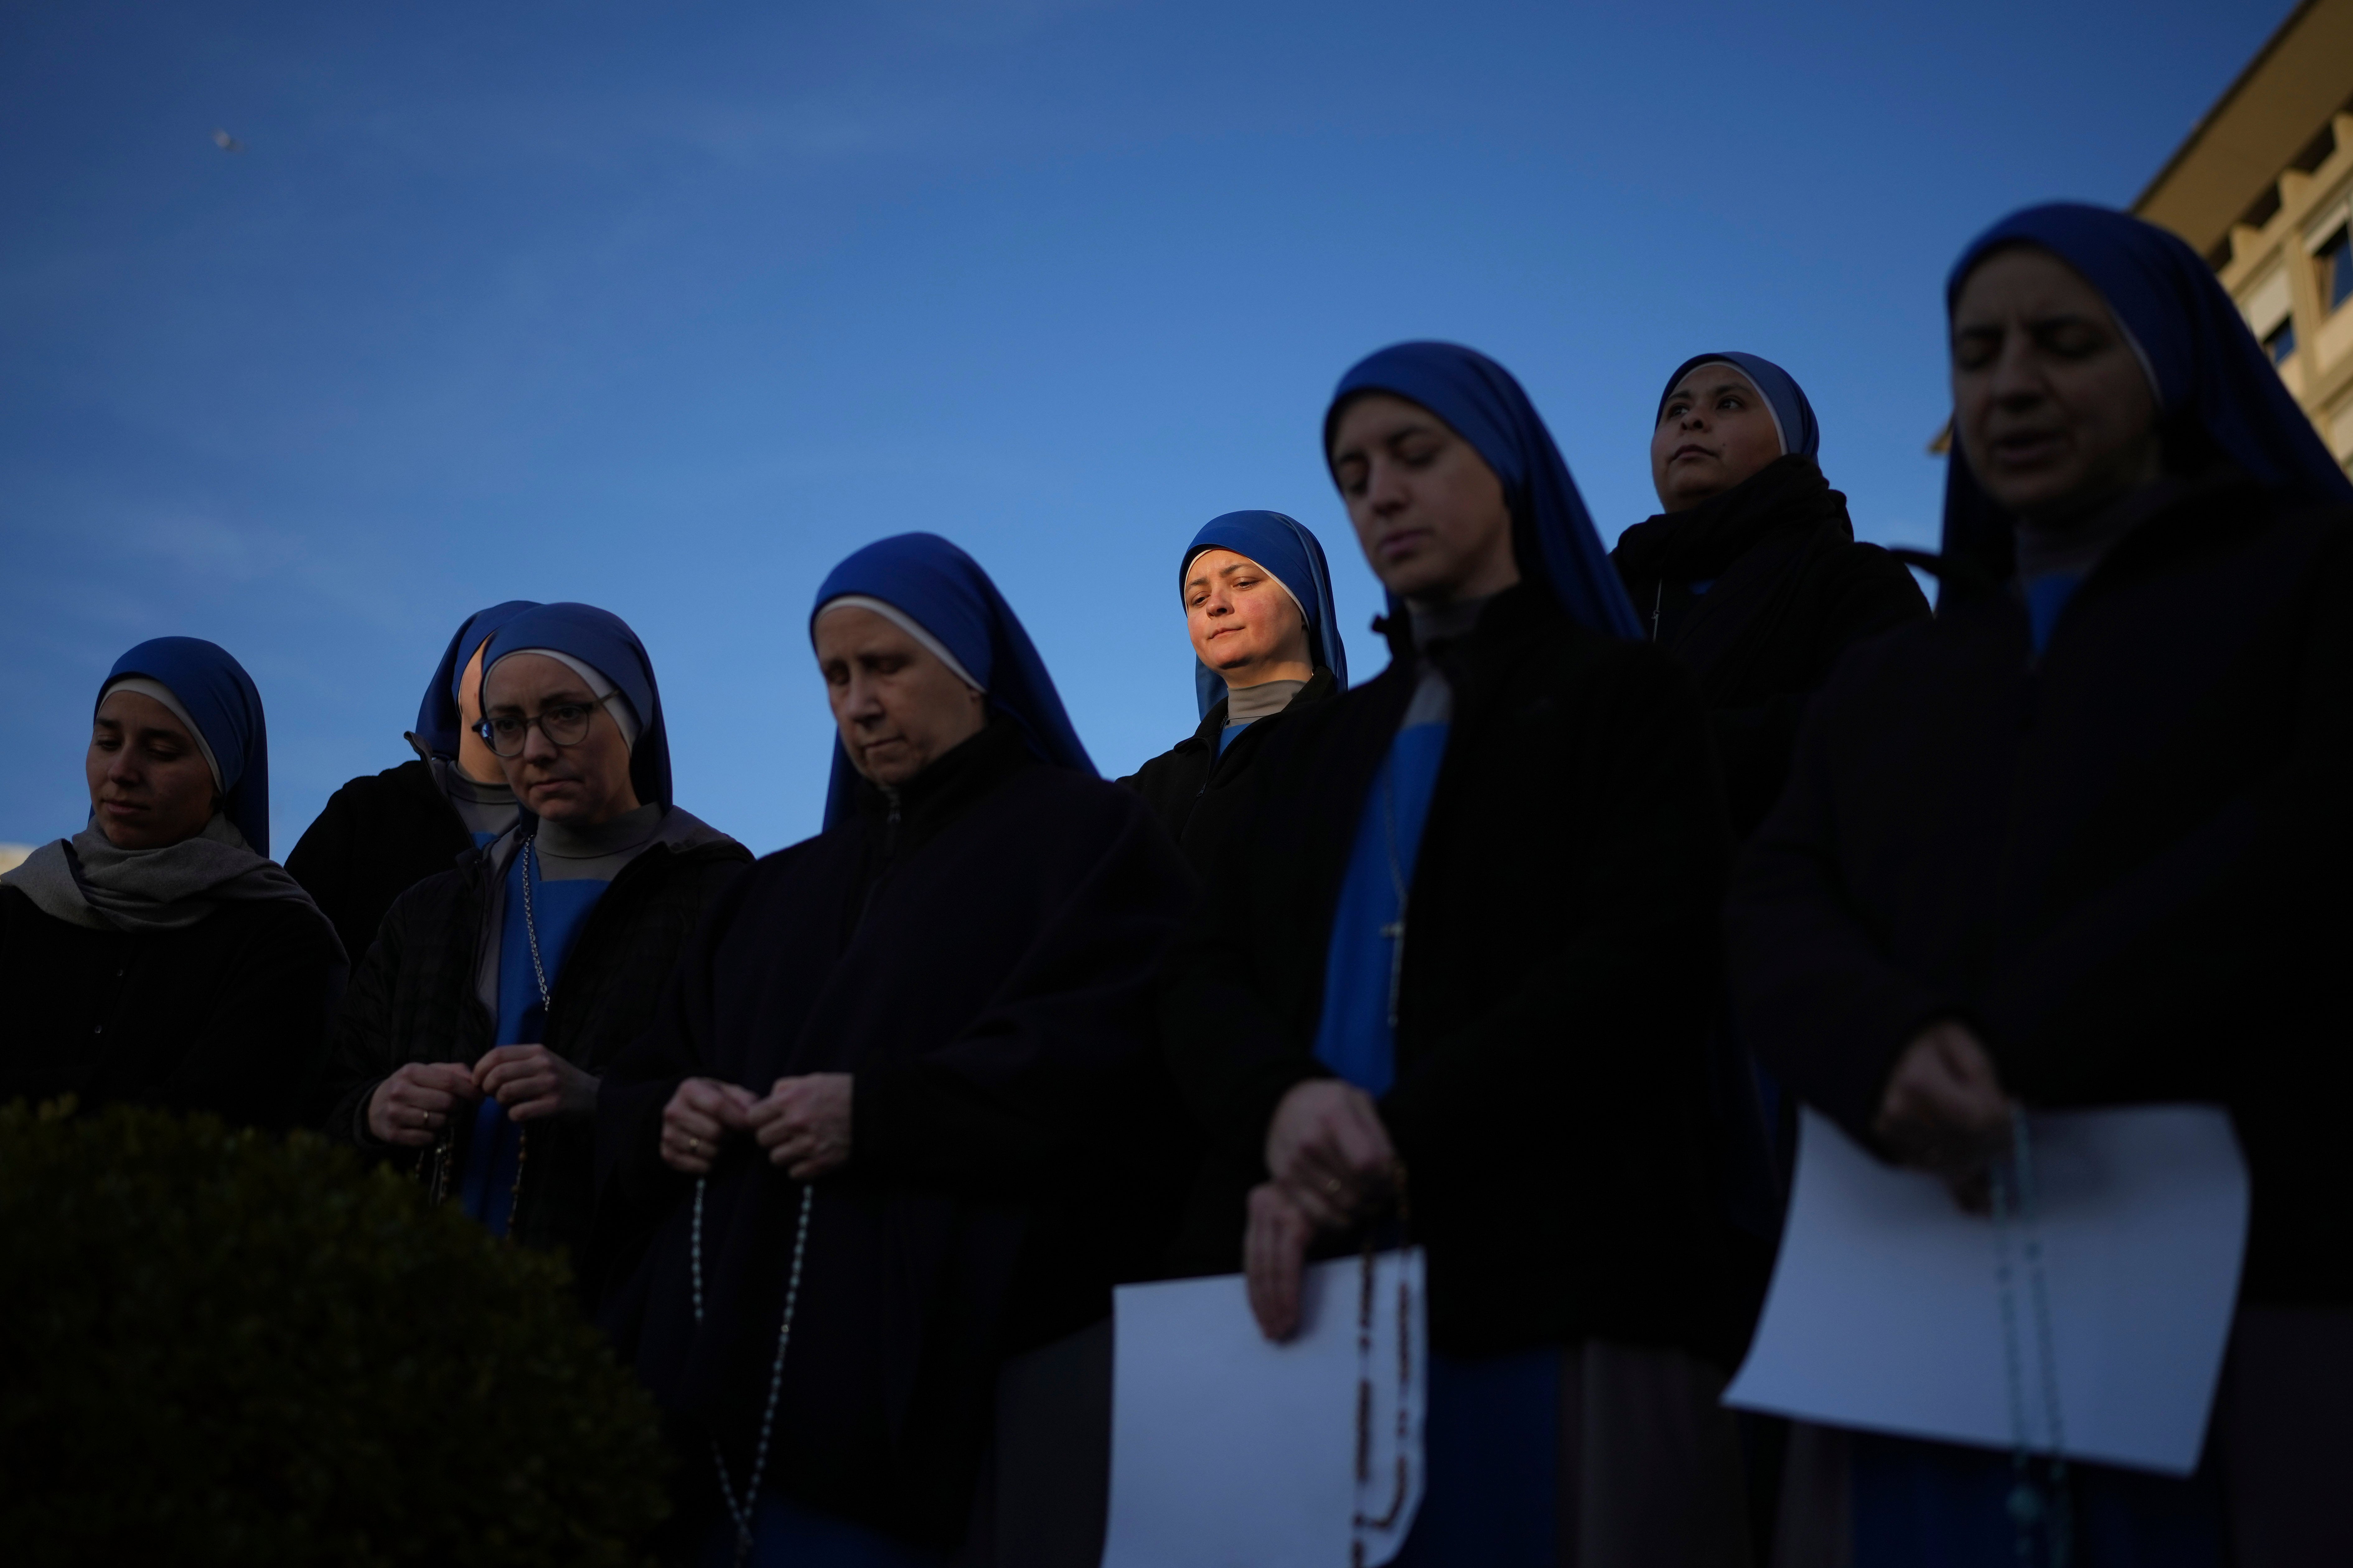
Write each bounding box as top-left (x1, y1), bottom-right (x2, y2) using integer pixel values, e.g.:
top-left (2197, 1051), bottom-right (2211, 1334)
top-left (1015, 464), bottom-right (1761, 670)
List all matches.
top-left (1326, 342), bottom-right (1645, 640)
top-left (810, 532), bottom-right (1096, 830)
top-left (413, 600), bottom-right (541, 761)
top-left (1655, 352), bottom-right (1821, 461)
top-left (479, 603), bottom-right (673, 810)
top-left (1943, 203), bottom-right (2353, 576)
top-left (1180, 511), bottom-right (1351, 719)
top-left (101, 637), bottom-right (273, 856)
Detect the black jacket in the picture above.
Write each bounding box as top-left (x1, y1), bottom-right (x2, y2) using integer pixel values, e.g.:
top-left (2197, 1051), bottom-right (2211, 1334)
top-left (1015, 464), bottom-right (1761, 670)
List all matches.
top-left (1160, 584), bottom-right (1742, 1361)
top-left (596, 722), bottom-right (1193, 1551)
top-left (1614, 456), bottom-right (1931, 839)
top-left (286, 758), bottom-right (475, 967)
top-left (1119, 666), bottom-right (1342, 877)
top-left (319, 815), bottom-right (749, 1276)
top-left (1, 887), bottom-right (343, 1131)
top-left (1727, 476), bottom-right (2353, 1306)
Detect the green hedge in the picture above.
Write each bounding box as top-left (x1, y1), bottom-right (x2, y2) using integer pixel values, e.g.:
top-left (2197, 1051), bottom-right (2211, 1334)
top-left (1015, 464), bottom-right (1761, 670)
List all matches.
top-left (0, 1100), bottom-right (670, 1566)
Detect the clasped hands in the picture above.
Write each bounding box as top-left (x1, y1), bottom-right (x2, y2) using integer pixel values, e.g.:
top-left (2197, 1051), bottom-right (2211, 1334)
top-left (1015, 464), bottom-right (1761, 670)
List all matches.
top-left (1245, 1078), bottom-right (1398, 1344)
top-left (1874, 1019), bottom-right (2016, 1211)
top-left (657, 1073), bottom-right (853, 1182)
top-left (366, 1044), bottom-right (598, 1146)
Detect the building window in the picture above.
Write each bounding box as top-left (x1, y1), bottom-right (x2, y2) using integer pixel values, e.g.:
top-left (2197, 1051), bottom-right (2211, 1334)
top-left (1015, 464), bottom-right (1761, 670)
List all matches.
top-left (2321, 225), bottom-right (2352, 313)
top-left (2263, 319), bottom-right (2297, 365)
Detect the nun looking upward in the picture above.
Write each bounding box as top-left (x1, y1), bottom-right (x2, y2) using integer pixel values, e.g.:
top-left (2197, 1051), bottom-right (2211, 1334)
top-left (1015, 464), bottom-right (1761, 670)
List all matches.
top-left (288, 600), bottom-right (540, 966)
top-left (321, 604), bottom-right (749, 1269)
top-left (594, 535), bottom-right (1192, 1568)
top-left (1120, 511), bottom-right (1348, 874)
top-left (1728, 205), bottom-right (2353, 1565)
top-left (1612, 355), bottom-right (1928, 839)
top-left (1161, 343), bottom-right (1749, 1566)
top-left (0, 638), bottom-right (344, 1131)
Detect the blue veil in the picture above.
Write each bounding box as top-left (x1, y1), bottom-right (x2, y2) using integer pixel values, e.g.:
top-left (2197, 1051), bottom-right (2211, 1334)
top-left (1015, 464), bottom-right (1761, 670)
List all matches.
top-left (1655, 351), bottom-right (1821, 461)
top-left (413, 600), bottom-right (541, 760)
top-left (480, 603), bottom-right (674, 811)
top-left (1180, 510), bottom-right (1351, 720)
top-left (811, 532), bottom-right (1096, 830)
top-left (1325, 342), bottom-right (1645, 640)
top-left (1943, 203), bottom-right (2353, 578)
top-left (102, 637), bottom-right (274, 856)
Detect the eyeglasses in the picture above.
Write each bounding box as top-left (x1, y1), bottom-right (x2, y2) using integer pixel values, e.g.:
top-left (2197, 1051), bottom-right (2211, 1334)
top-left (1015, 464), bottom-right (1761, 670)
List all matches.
top-left (475, 701), bottom-right (607, 758)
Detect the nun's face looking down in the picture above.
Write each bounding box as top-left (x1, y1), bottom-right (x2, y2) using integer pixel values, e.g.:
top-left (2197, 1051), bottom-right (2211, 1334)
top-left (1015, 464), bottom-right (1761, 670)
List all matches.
top-left (1951, 245), bottom-right (2163, 521)
top-left (86, 689), bottom-right (219, 850)
top-left (1183, 550), bottom-right (1315, 687)
top-left (480, 654), bottom-right (643, 827)
top-left (1651, 366), bottom-right (1785, 511)
top-left (1328, 393), bottom-right (1521, 606)
top-left (813, 606), bottom-right (988, 790)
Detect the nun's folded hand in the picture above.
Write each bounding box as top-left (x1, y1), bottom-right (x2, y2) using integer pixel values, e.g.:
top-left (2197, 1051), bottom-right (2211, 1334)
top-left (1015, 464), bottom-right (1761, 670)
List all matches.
top-left (1245, 1182), bottom-right (1314, 1342)
top-left (659, 1078), bottom-right (758, 1175)
top-left (476, 1043), bottom-right (598, 1123)
top-left (750, 1073), bottom-right (854, 1180)
top-left (1265, 1079), bottom-right (1395, 1229)
top-left (366, 1062), bottom-right (479, 1148)
top-left (1873, 1020), bottom-right (2013, 1209)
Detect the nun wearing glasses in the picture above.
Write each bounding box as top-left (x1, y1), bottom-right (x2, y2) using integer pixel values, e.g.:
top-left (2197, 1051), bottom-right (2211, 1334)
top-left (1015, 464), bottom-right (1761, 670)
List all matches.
top-left (321, 603), bottom-right (748, 1274)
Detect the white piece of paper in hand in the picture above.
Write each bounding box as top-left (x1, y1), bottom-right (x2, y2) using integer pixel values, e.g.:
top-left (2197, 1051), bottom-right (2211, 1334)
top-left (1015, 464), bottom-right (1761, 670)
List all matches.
top-left (1724, 1105), bottom-right (2248, 1476)
top-left (1103, 1248), bottom-right (1425, 1568)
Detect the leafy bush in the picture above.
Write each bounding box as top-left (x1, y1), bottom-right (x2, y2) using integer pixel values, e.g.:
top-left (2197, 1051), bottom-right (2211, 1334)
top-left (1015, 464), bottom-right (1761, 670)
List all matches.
top-left (0, 1100), bottom-right (670, 1567)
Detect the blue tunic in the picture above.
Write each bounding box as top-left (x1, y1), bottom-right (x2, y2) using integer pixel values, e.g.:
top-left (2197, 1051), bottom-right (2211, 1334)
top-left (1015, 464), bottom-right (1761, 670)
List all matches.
top-left (1310, 721), bottom-right (1450, 1098)
top-left (457, 842), bottom-right (612, 1236)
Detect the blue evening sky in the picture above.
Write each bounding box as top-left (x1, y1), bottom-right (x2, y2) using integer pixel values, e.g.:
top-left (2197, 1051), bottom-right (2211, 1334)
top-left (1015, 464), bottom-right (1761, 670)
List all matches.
top-left (0, 0), bottom-right (2287, 854)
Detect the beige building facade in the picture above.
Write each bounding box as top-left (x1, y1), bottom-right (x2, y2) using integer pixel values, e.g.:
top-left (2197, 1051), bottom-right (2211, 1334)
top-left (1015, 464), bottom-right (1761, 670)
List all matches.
top-left (2135, 0), bottom-right (2353, 473)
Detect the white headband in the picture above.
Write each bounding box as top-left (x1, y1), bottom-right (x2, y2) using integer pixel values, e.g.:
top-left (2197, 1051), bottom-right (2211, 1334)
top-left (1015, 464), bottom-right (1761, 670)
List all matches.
top-left (815, 595), bottom-right (986, 693)
top-left (101, 677), bottom-right (223, 789)
top-left (488, 647), bottom-right (642, 749)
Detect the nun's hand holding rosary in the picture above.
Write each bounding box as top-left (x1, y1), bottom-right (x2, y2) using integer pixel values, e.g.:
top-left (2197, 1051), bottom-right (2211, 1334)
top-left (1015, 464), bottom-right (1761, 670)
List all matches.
top-left (749, 1073), bottom-right (854, 1180)
top-left (366, 1062), bottom-right (479, 1147)
top-left (659, 1077), bottom-right (758, 1176)
top-left (1265, 1077), bottom-right (1396, 1228)
top-left (1874, 1019), bottom-right (2014, 1212)
top-left (475, 1043), bottom-right (599, 1122)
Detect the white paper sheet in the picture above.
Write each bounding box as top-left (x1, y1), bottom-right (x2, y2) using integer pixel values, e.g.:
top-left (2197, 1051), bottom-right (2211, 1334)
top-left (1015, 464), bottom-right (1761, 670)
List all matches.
top-left (1724, 1105), bottom-right (2248, 1475)
top-left (1103, 1249), bottom-right (1425, 1568)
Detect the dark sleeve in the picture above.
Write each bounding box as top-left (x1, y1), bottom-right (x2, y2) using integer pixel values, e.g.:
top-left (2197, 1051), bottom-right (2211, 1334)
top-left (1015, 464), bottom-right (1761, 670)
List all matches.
top-left (1724, 654), bottom-right (1960, 1144)
top-left (1711, 545), bottom-right (1933, 839)
top-left (1376, 655), bottom-right (1732, 1160)
top-left (284, 782), bottom-right (369, 964)
top-left (315, 885), bottom-right (423, 1147)
top-left (852, 798), bottom-right (1195, 1194)
top-left (593, 865), bottom-right (754, 1225)
top-left (1156, 749), bottom-right (1330, 1171)
top-left (165, 903), bottom-right (344, 1134)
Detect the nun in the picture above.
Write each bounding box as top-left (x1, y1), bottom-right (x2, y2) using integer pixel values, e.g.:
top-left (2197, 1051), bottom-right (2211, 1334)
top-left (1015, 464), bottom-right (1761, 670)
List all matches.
top-left (594, 534), bottom-right (1193, 1567)
top-left (288, 600), bottom-right (540, 963)
top-left (1, 638), bottom-right (344, 1130)
top-left (320, 603), bottom-right (749, 1272)
top-left (1612, 355), bottom-right (1928, 838)
top-left (1120, 511), bottom-right (1350, 874)
top-left (1727, 205), bottom-right (2353, 1566)
top-left (1161, 344), bottom-right (1751, 1566)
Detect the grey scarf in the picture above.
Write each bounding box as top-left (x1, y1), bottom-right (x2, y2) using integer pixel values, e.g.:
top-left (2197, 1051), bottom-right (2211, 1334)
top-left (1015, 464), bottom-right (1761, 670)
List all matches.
top-left (1, 814), bottom-right (332, 939)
